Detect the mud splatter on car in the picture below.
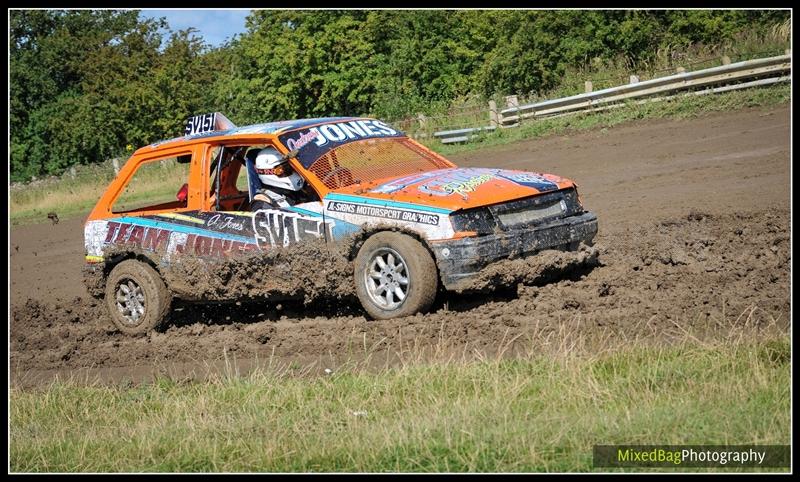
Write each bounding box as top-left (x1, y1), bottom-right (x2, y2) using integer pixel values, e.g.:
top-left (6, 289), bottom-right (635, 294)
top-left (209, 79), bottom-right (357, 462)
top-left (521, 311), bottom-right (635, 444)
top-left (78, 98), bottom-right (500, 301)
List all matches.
top-left (82, 114), bottom-right (596, 333)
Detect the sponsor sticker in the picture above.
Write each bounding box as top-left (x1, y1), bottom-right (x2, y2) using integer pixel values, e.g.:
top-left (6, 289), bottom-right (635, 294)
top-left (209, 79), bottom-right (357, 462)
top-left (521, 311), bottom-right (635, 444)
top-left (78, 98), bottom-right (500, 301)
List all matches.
top-left (284, 129), bottom-right (321, 151)
top-left (279, 119), bottom-right (404, 168)
top-left (495, 171), bottom-right (559, 191)
top-left (418, 170), bottom-right (495, 198)
top-left (327, 201), bottom-right (440, 226)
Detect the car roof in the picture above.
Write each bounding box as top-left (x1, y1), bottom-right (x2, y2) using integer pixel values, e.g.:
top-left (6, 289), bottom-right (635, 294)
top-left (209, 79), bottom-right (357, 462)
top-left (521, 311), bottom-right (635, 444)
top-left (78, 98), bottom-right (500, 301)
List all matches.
top-left (140, 116), bottom-right (372, 153)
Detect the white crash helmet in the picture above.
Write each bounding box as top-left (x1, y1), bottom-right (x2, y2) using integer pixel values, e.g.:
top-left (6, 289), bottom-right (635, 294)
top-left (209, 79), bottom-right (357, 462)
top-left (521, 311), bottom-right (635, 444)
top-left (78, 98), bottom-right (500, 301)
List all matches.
top-left (254, 147), bottom-right (304, 191)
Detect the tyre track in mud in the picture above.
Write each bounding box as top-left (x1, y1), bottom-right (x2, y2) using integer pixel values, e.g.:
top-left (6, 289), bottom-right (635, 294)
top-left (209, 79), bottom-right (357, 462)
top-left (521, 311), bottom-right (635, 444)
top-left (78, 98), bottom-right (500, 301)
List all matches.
top-left (10, 105), bottom-right (790, 385)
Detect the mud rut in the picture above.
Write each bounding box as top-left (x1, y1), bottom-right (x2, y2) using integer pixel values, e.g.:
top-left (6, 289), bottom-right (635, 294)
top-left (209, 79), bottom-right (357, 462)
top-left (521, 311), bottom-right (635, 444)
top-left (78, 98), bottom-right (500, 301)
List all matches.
top-left (10, 106), bottom-right (790, 386)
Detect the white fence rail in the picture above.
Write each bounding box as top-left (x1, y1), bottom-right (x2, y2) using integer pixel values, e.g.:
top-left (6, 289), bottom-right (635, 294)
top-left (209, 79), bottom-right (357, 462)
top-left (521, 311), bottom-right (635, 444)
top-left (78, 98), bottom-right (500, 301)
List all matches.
top-left (433, 125), bottom-right (497, 143)
top-left (432, 52), bottom-right (790, 144)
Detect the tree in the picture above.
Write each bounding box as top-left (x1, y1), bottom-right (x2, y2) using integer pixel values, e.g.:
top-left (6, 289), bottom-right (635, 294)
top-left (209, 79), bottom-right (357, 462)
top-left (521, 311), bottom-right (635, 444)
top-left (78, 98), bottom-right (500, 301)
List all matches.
top-left (10, 10), bottom-right (216, 181)
top-left (10, 9), bottom-right (790, 182)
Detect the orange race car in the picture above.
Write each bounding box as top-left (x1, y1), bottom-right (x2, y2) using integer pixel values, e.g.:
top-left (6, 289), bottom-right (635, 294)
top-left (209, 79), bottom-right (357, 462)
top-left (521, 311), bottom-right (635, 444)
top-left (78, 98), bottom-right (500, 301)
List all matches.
top-left (84, 113), bottom-right (598, 334)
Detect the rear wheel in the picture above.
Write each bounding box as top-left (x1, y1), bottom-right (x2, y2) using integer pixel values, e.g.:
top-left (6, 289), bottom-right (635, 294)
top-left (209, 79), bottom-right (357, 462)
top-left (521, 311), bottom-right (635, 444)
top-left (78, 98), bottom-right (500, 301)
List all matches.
top-left (105, 260), bottom-right (171, 335)
top-left (354, 232), bottom-right (438, 320)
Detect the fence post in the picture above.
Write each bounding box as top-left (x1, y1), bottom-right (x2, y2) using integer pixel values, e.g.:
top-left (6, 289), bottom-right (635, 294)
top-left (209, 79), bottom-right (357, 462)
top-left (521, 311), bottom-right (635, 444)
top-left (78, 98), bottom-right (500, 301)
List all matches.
top-left (629, 75), bottom-right (639, 84)
top-left (721, 55), bottom-right (731, 65)
top-left (417, 113), bottom-right (427, 139)
top-left (112, 158), bottom-right (120, 175)
top-left (505, 95), bottom-right (520, 124)
top-left (584, 80), bottom-right (593, 93)
top-left (69, 166), bottom-right (76, 179)
top-left (786, 49), bottom-right (791, 56)
top-left (488, 100), bottom-right (499, 128)
top-left (504, 95), bottom-right (519, 109)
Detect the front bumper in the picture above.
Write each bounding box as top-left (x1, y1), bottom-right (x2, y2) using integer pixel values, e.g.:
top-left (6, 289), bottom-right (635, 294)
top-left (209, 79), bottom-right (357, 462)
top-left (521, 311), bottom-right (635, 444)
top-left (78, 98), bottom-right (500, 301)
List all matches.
top-left (431, 211), bottom-right (598, 290)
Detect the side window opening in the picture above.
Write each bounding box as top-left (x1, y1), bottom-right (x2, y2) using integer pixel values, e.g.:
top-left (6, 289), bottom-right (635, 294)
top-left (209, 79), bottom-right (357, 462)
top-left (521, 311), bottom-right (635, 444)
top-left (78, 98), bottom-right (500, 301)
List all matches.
top-left (208, 143), bottom-right (323, 213)
top-left (112, 154), bottom-right (192, 214)
top-left (208, 144), bottom-right (263, 212)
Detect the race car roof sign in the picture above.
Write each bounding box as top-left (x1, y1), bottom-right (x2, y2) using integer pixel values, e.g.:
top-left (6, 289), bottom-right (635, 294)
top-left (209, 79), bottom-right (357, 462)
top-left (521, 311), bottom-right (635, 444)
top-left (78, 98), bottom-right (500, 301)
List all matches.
top-left (184, 112), bottom-right (237, 136)
top-left (278, 119), bottom-right (405, 169)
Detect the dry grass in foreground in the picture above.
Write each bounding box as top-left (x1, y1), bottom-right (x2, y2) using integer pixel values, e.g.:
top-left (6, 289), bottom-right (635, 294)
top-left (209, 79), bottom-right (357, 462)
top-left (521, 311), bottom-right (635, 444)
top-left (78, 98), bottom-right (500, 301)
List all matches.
top-left (10, 316), bottom-right (790, 473)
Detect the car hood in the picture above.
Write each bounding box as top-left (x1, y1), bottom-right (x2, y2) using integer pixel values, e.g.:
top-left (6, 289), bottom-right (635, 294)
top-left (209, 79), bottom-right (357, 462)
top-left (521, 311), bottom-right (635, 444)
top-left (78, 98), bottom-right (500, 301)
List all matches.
top-left (332, 167), bottom-right (576, 211)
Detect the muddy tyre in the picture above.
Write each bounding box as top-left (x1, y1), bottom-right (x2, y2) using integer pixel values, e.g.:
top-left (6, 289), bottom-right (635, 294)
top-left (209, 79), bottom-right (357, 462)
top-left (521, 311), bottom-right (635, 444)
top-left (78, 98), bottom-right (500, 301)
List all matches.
top-left (354, 232), bottom-right (438, 320)
top-left (105, 260), bottom-right (171, 335)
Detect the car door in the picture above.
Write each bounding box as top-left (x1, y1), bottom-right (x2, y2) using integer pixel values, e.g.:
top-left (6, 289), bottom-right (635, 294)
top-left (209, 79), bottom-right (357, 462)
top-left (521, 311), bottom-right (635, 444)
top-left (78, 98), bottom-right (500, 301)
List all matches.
top-left (200, 142), bottom-right (334, 255)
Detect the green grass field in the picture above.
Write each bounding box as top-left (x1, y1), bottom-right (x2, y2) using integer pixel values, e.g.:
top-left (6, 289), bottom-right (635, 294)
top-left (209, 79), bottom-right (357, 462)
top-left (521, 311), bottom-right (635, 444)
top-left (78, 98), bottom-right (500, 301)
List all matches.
top-left (9, 83), bottom-right (790, 226)
top-left (10, 334), bottom-right (790, 472)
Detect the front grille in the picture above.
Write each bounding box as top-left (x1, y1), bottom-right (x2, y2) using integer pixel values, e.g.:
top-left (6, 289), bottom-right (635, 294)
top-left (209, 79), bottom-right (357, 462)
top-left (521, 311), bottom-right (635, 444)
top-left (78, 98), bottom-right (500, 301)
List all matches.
top-left (495, 198), bottom-right (565, 226)
top-left (488, 188), bottom-right (582, 229)
top-left (450, 188), bottom-right (583, 234)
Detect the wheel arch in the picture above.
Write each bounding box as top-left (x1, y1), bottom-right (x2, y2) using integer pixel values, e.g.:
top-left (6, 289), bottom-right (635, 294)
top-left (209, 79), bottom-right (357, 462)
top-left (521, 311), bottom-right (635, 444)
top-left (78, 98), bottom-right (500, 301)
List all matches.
top-left (87, 250), bottom-right (168, 298)
top-left (345, 225), bottom-right (443, 286)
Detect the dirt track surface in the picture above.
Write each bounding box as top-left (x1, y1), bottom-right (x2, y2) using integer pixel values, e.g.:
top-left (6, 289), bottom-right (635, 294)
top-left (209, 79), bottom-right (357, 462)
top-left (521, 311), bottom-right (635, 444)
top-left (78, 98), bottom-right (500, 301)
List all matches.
top-left (10, 105), bottom-right (790, 386)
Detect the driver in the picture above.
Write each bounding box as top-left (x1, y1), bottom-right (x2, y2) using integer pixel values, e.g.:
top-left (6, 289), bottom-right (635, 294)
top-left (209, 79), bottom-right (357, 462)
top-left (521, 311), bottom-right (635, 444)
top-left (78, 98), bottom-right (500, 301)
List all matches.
top-left (250, 147), bottom-right (306, 210)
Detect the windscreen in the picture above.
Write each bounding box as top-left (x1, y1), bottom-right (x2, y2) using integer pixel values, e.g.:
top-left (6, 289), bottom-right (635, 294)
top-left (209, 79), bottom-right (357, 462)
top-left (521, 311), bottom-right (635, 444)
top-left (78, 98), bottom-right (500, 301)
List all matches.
top-left (278, 119), bottom-right (454, 190)
top-left (309, 137), bottom-right (454, 190)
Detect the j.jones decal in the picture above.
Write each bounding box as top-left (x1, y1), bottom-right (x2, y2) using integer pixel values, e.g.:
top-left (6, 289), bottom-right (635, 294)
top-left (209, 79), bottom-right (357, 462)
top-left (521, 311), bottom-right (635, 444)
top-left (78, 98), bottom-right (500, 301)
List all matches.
top-left (87, 208), bottom-right (335, 260)
top-left (327, 201), bottom-right (439, 226)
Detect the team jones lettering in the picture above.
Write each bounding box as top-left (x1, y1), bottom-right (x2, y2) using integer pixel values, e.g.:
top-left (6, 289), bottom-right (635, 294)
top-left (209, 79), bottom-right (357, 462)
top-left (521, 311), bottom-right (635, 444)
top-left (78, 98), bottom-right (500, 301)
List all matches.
top-left (103, 211), bottom-right (333, 258)
top-left (104, 221), bottom-right (256, 257)
top-left (252, 209), bottom-right (334, 248)
top-left (284, 120), bottom-right (398, 148)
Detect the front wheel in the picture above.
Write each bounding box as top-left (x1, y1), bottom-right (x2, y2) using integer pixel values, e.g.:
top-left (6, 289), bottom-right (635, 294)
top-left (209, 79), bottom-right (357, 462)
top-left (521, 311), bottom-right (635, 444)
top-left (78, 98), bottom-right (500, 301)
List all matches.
top-left (105, 260), bottom-right (171, 335)
top-left (354, 232), bottom-right (438, 320)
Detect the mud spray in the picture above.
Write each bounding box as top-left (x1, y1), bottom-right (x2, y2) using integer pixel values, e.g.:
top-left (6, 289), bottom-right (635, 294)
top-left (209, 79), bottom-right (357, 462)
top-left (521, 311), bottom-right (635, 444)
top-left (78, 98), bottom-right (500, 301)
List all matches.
top-left (162, 237), bottom-right (357, 304)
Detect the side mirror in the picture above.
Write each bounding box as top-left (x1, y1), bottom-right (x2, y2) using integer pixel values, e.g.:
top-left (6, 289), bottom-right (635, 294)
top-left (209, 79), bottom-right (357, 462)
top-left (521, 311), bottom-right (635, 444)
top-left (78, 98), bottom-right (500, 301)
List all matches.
top-left (176, 183), bottom-right (189, 203)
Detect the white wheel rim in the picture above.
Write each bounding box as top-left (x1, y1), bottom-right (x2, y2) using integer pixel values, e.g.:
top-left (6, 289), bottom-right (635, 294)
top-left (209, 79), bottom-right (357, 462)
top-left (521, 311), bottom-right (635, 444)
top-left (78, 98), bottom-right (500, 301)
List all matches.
top-left (115, 278), bottom-right (146, 326)
top-left (364, 247), bottom-right (410, 311)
